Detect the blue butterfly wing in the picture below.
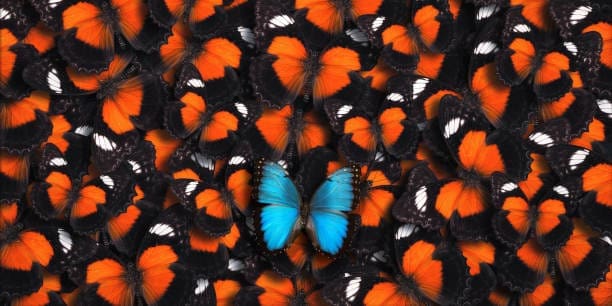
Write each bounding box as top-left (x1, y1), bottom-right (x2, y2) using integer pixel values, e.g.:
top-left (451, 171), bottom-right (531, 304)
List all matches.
top-left (308, 168), bottom-right (355, 255)
top-left (257, 162), bottom-right (300, 251)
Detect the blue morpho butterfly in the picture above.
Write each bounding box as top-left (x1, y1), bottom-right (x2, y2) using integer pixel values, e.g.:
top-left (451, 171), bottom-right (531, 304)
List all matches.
top-left (255, 161), bottom-right (358, 255)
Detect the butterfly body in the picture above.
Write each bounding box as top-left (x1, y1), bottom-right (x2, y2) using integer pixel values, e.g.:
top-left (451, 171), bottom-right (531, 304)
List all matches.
top-left (255, 161), bottom-right (358, 256)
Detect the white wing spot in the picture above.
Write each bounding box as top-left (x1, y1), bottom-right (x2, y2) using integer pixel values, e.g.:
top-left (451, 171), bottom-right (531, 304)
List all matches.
top-left (268, 15), bottom-right (294, 28)
top-left (501, 182), bottom-right (518, 193)
top-left (235, 102), bottom-right (249, 117)
top-left (345, 28), bottom-right (368, 46)
top-left (529, 132), bottom-right (554, 147)
top-left (443, 117), bottom-right (465, 138)
top-left (93, 133), bottom-right (117, 151)
top-left (47, 69), bottom-right (63, 93)
top-left (476, 4), bottom-right (499, 20)
top-left (100, 175), bottom-right (114, 189)
top-left (597, 99), bottom-right (612, 119)
top-left (564, 42), bottom-right (578, 55)
top-left (277, 160), bottom-right (288, 170)
top-left (58, 229), bottom-right (73, 254)
top-left (346, 277), bottom-right (361, 302)
top-left (49, 0), bottom-right (63, 9)
top-left (474, 41), bottom-right (499, 55)
top-left (194, 278), bottom-right (209, 295)
top-left (49, 157), bottom-right (68, 167)
top-left (184, 181), bottom-right (198, 196)
top-left (412, 78), bottom-right (429, 99)
top-left (237, 26), bottom-right (255, 47)
top-left (75, 125), bottom-right (93, 136)
top-left (0, 8), bottom-right (11, 20)
top-left (395, 223), bottom-right (419, 240)
top-left (553, 185), bottom-right (569, 198)
top-left (149, 223), bottom-right (176, 237)
top-left (228, 259), bottom-right (245, 271)
top-left (128, 160), bottom-right (142, 174)
top-left (229, 155), bottom-right (246, 165)
top-left (372, 17), bottom-right (385, 32)
top-left (570, 6), bottom-right (592, 25)
top-left (414, 186), bottom-right (428, 213)
top-left (569, 149), bottom-right (589, 170)
top-left (336, 105), bottom-right (353, 118)
top-left (513, 24), bottom-right (531, 33)
top-left (386, 93), bottom-right (404, 102)
top-left (187, 78), bottom-right (204, 88)
top-left (192, 153), bottom-right (214, 171)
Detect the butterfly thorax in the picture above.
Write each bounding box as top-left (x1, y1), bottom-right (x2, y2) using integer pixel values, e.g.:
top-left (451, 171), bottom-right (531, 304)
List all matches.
top-left (186, 39), bottom-right (205, 62)
top-left (302, 54), bottom-right (319, 100)
top-left (395, 273), bottom-right (420, 302)
top-left (359, 179), bottom-right (373, 199)
top-left (0, 223), bottom-right (23, 245)
top-left (123, 262), bottom-right (142, 289)
top-left (97, 78), bottom-right (121, 100)
top-left (299, 201), bottom-right (310, 227)
top-left (456, 167), bottom-right (484, 184)
top-left (289, 290), bottom-right (308, 306)
top-left (330, 0), bottom-right (352, 20)
top-left (183, 0), bottom-right (196, 16)
top-left (99, 1), bottom-right (120, 34)
top-left (62, 182), bottom-right (83, 216)
top-left (370, 119), bottom-right (383, 141)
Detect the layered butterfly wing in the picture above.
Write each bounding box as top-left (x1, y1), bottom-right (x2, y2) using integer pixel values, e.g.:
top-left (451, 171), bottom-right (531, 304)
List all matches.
top-left (257, 162), bottom-right (300, 251)
top-left (308, 167), bottom-right (355, 255)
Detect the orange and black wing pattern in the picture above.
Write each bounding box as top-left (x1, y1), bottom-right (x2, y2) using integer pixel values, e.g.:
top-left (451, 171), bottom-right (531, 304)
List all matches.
top-left (251, 20), bottom-right (366, 107)
top-left (438, 96), bottom-right (531, 181)
top-left (352, 156), bottom-right (401, 250)
top-left (106, 198), bottom-right (162, 257)
top-left (0, 28), bottom-right (38, 99)
top-left (187, 274), bottom-right (243, 305)
top-left (580, 14), bottom-right (612, 96)
top-left (146, 204), bottom-right (244, 277)
top-left (147, 0), bottom-right (225, 37)
top-left (246, 104), bottom-right (331, 159)
top-left (498, 218), bottom-right (612, 292)
top-left (31, 153), bottom-right (135, 234)
top-left (340, 224), bottom-right (469, 305)
top-left (166, 65), bottom-right (260, 159)
top-left (0, 91), bottom-right (51, 153)
top-left (78, 244), bottom-right (189, 306)
top-left (386, 74), bottom-right (461, 125)
top-left (235, 270), bottom-right (326, 306)
top-left (393, 163), bottom-right (493, 240)
top-left (33, 0), bottom-right (169, 72)
top-left (496, 9), bottom-right (588, 102)
top-left (184, 22), bottom-right (255, 103)
top-left (0, 211), bottom-right (93, 297)
top-left (168, 146), bottom-right (234, 236)
top-left (325, 98), bottom-right (419, 163)
top-left (357, 0), bottom-right (455, 73)
top-left (546, 144), bottom-right (612, 236)
top-left (468, 17), bottom-right (535, 132)
top-left (396, 97), bottom-right (530, 240)
top-left (481, 275), bottom-right (565, 306)
top-left (567, 263), bottom-right (612, 306)
top-left (457, 240), bottom-right (497, 304)
top-left (0, 149), bottom-right (29, 202)
top-left (491, 172), bottom-right (574, 250)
